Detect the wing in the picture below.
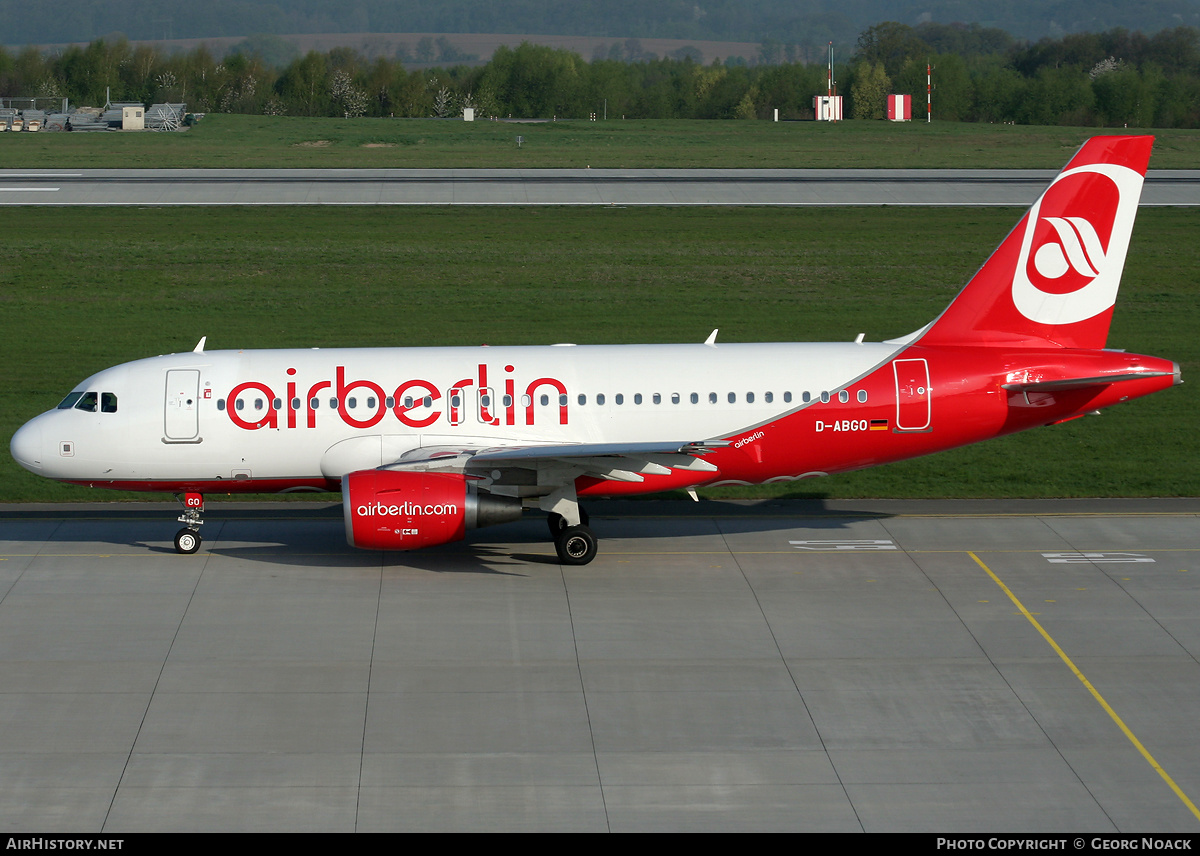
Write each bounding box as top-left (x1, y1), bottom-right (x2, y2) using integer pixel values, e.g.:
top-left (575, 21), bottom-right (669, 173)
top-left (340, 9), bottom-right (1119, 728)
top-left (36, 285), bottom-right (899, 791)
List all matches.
top-left (378, 439), bottom-right (729, 504)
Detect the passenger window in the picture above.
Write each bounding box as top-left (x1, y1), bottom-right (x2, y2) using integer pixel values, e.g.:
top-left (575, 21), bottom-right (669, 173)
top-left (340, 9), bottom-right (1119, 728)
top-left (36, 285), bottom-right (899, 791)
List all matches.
top-left (310, 398), bottom-right (320, 409)
top-left (802, 391), bottom-right (811, 403)
top-left (404, 396), bottom-right (414, 409)
top-left (839, 390), bottom-right (849, 403)
top-left (597, 394), bottom-right (605, 405)
top-left (671, 393), bottom-right (680, 404)
top-left (101, 393), bottom-right (118, 413)
top-left (615, 394), bottom-right (624, 405)
top-left (765, 392), bottom-right (773, 404)
top-left (217, 399), bottom-right (226, 411)
top-left (709, 392), bottom-right (717, 404)
top-left (385, 396), bottom-right (395, 408)
top-left (784, 392), bottom-right (793, 403)
top-left (348, 397), bottom-right (357, 409)
top-left (559, 394), bottom-right (568, 406)
top-left (329, 398), bottom-right (338, 409)
top-left (254, 398), bottom-right (264, 410)
top-left (858, 390), bottom-right (868, 403)
top-left (540, 394), bottom-right (549, 406)
top-left (634, 393), bottom-right (642, 405)
top-left (820, 391), bottom-right (830, 403)
top-left (690, 393), bottom-right (698, 404)
top-left (272, 398), bottom-right (282, 410)
top-left (577, 394), bottom-right (586, 405)
top-left (235, 399), bottom-right (244, 411)
top-left (653, 393), bottom-right (662, 405)
top-left (746, 392), bottom-right (754, 403)
top-left (291, 398), bottom-right (300, 410)
top-left (728, 392), bottom-right (736, 404)
top-left (367, 397), bottom-right (376, 408)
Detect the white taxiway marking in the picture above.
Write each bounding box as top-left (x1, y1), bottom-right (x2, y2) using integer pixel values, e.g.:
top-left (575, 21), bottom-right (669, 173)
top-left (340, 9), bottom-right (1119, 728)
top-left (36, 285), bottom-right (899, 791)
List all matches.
top-left (1043, 551), bottom-right (1156, 563)
top-left (790, 539), bottom-right (898, 551)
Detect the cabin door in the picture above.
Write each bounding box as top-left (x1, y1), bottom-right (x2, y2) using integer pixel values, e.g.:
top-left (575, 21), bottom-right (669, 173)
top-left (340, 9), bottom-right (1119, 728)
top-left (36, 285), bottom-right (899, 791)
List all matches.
top-left (164, 370), bottom-right (201, 440)
top-left (893, 359), bottom-right (931, 432)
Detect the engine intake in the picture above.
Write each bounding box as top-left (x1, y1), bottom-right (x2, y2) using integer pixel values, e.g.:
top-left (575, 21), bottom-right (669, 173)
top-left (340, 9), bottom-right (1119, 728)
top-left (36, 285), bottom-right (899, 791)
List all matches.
top-left (342, 469), bottom-right (522, 550)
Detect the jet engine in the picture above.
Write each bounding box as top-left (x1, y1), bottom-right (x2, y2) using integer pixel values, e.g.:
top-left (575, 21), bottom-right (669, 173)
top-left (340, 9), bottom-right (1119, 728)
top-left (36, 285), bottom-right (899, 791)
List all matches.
top-left (342, 470), bottom-right (523, 550)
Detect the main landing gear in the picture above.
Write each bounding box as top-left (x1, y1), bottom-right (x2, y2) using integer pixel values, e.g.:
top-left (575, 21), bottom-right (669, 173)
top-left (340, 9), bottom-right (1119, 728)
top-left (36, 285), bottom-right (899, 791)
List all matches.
top-left (547, 507), bottom-right (596, 566)
top-left (174, 492), bottom-right (204, 554)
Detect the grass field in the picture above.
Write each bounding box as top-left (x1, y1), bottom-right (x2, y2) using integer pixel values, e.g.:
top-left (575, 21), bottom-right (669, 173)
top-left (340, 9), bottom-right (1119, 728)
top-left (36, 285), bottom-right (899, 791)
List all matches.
top-left (1, 114), bottom-right (1199, 168)
top-left (3, 205), bottom-right (1196, 502)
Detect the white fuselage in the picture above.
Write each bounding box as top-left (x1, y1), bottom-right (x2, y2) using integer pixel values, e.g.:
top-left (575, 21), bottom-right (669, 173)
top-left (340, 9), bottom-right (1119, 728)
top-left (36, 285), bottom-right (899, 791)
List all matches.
top-left (12, 342), bottom-right (904, 488)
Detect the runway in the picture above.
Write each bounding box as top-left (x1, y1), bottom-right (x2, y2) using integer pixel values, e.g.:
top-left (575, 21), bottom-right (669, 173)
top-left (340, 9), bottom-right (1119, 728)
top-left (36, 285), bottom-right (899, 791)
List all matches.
top-left (1, 168), bottom-right (1199, 205)
top-left (1, 498), bottom-right (1198, 832)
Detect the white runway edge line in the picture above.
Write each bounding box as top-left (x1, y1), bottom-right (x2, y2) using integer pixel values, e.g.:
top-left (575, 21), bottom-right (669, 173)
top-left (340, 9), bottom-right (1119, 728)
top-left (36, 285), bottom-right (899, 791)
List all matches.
top-left (0, 201), bottom-right (1191, 207)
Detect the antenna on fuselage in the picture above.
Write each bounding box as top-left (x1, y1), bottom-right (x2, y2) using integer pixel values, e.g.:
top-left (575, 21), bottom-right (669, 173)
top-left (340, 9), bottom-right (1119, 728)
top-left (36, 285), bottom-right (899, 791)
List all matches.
top-left (704, 329), bottom-right (718, 346)
top-left (193, 336), bottom-right (207, 353)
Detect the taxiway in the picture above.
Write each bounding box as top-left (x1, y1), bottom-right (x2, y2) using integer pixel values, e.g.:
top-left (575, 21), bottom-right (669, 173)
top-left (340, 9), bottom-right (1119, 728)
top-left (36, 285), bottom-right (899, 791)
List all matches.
top-left (1, 169), bottom-right (1198, 205)
top-left (1, 498), bottom-right (1197, 831)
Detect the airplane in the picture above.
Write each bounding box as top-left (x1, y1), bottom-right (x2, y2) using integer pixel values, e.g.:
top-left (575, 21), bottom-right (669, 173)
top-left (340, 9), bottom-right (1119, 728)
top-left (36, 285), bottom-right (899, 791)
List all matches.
top-left (9, 135), bottom-right (1181, 564)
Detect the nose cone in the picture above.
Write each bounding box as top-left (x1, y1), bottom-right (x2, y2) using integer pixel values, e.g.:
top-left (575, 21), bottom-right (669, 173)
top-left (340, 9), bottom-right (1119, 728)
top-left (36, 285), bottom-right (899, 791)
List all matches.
top-left (10, 419), bottom-right (43, 473)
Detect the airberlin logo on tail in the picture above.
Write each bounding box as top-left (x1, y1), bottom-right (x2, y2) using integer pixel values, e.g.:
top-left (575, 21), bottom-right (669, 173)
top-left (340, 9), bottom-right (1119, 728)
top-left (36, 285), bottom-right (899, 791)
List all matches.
top-left (1012, 162), bottom-right (1144, 326)
top-left (1035, 217), bottom-right (1106, 281)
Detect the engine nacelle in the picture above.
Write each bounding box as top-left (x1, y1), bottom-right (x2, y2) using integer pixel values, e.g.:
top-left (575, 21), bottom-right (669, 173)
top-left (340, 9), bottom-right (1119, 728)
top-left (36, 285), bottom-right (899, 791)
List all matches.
top-left (342, 469), bottom-right (523, 551)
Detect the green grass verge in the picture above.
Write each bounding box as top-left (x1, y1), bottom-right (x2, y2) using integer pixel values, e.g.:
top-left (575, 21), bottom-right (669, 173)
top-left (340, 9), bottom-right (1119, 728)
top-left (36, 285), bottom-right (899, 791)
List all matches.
top-left (2, 115), bottom-right (1199, 168)
top-left (2, 205), bottom-right (1196, 502)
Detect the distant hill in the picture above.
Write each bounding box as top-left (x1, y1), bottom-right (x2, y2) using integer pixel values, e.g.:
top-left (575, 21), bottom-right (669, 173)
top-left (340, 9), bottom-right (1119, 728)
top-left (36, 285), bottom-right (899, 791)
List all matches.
top-left (41, 32), bottom-right (770, 68)
top-left (3, 0), bottom-right (1198, 51)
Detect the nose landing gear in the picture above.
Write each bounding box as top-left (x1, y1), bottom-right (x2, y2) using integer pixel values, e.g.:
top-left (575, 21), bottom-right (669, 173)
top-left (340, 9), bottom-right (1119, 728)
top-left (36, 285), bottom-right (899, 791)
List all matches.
top-left (174, 492), bottom-right (204, 554)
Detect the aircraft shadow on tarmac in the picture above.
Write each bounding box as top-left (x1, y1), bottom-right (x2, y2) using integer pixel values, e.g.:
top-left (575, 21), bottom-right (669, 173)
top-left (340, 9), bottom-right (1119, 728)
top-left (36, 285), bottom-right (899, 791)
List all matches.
top-left (10, 498), bottom-right (892, 572)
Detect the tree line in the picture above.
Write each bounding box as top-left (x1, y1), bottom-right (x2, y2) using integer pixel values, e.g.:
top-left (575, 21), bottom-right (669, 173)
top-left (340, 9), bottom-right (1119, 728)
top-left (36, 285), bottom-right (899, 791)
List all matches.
top-left (2, 21), bottom-right (1198, 127)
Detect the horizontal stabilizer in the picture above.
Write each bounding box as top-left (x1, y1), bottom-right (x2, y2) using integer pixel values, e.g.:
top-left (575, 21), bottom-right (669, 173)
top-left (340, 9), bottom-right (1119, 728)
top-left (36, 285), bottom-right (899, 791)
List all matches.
top-left (1001, 369), bottom-right (1176, 393)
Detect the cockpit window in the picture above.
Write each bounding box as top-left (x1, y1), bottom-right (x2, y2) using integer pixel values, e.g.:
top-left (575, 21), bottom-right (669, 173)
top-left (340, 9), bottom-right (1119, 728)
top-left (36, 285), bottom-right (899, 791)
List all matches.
top-left (57, 391), bottom-right (117, 413)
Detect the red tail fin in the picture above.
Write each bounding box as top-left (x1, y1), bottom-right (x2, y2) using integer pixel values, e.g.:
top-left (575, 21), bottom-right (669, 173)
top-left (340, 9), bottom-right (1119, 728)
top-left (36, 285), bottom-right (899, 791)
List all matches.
top-left (919, 135), bottom-right (1153, 350)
